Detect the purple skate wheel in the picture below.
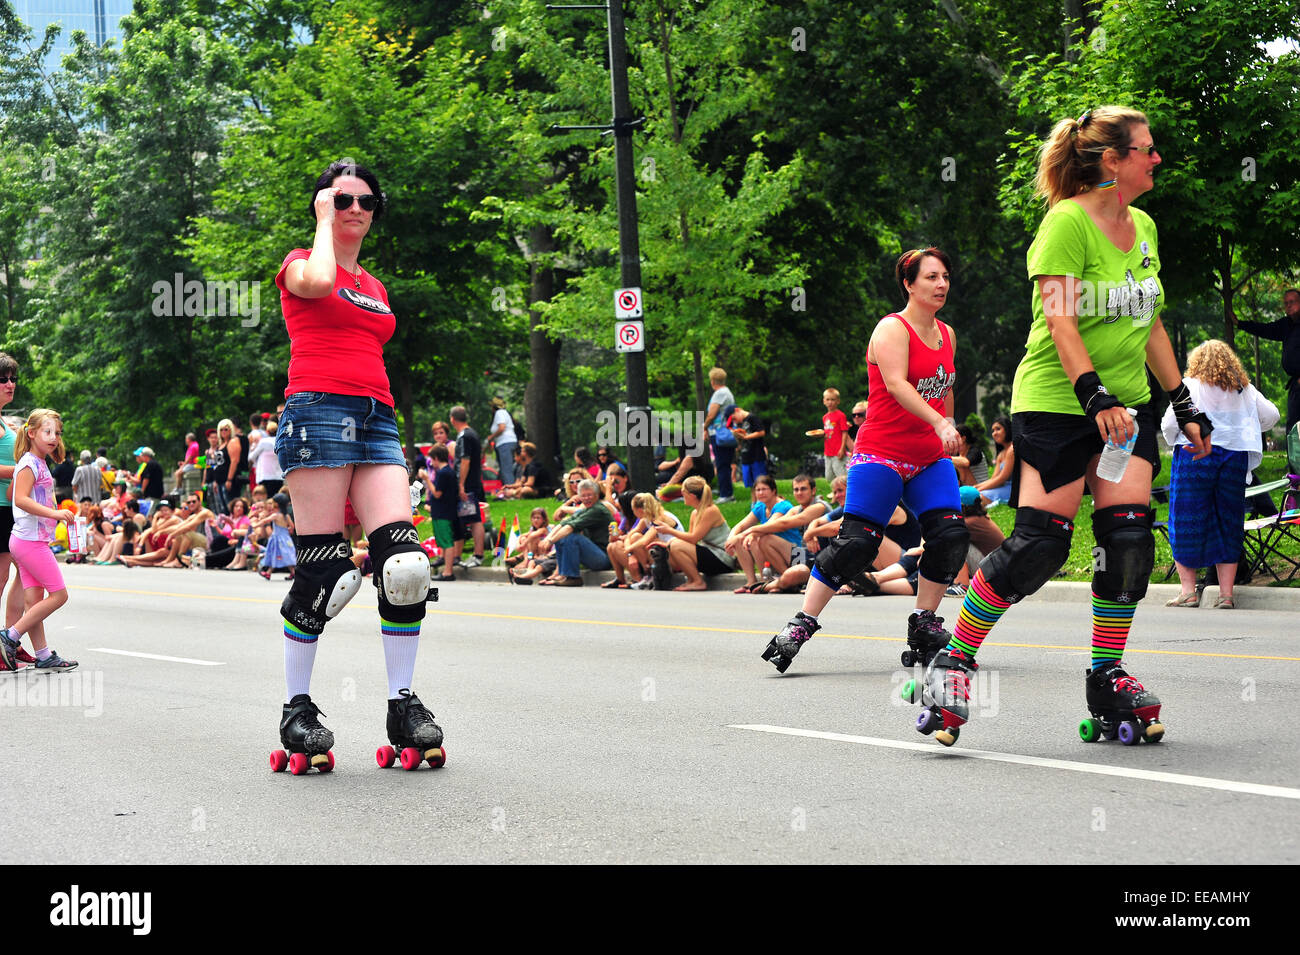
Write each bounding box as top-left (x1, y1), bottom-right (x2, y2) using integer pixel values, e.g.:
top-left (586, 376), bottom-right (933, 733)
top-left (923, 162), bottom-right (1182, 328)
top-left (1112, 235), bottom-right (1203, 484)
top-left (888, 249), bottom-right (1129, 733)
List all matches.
top-left (915, 710), bottom-right (938, 735)
top-left (1117, 721), bottom-right (1139, 746)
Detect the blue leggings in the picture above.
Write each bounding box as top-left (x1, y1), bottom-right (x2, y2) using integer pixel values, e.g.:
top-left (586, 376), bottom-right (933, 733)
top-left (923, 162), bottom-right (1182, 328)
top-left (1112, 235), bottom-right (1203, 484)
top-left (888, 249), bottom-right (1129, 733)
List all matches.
top-left (809, 458), bottom-right (961, 589)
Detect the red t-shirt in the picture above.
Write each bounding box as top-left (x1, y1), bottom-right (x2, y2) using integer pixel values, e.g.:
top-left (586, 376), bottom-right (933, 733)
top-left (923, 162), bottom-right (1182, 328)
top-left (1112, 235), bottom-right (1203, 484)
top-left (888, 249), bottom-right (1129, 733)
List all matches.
top-left (857, 314), bottom-right (956, 466)
top-left (822, 409), bottom-right (849, 458)
top-left (276, 249), bottom-right (396, 407)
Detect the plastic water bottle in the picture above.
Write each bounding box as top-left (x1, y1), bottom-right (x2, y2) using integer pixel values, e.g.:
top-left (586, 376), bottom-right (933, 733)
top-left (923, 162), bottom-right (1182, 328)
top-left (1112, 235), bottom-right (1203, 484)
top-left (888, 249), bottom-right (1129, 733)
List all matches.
top-left (1096, 408), bottom-right (1138, 483)
top-left (762, 561), bottom-right (775, 582)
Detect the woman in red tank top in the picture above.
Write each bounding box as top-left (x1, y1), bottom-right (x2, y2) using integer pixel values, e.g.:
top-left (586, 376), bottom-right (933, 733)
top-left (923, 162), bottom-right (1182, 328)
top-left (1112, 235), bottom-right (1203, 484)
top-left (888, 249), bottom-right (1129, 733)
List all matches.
top-left (762, 248), bottom-right (970, 675)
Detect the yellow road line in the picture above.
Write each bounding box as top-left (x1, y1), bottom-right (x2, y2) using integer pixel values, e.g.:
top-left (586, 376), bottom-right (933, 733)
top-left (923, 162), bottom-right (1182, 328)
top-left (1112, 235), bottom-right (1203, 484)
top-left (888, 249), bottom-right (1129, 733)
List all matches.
top-left (76, 584), bottom-right (1300, 662)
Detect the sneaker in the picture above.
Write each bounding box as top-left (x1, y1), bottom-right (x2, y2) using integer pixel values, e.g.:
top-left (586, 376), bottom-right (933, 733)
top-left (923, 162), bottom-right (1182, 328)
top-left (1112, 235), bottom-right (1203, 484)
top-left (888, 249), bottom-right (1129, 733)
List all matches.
top-left (34, 651), bottom-right (78, 673)
top-left (461, 555), bottom-right (482, 569)
top-left (715, 495), bottom-right (734, 504)
top-left (629, 576), bottom-right (653, 590)
top-left (944, 583), bottom-right (967, 598)
top-left (0, 627), bottom-right (17, 670)
top-left (15, 647), bottom-right (37, 667)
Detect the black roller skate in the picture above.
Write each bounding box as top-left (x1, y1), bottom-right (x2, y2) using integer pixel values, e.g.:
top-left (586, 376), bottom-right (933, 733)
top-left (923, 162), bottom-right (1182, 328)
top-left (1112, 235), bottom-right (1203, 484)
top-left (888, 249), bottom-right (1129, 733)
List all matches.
top-left (1079, 661), bottom-right (1164, 745)
top-left (761, 611), bottom-right (821, 673)
top-left (269, 694), bottom-right (335, 775)
top-left (901, 648), bottom-right (976, 747)
top-left (376, 689), bottom-right (447, 771)
top-left (901, 610), bottom-right (951, 668)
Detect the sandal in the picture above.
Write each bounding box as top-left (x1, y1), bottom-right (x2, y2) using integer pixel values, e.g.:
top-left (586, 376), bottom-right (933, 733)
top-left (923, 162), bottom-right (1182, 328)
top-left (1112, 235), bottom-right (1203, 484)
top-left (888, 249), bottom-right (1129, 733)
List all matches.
top-left (733, 581), bottom-right (763, 594)
top-left (1214, 595), bottom-right (1235, 609)
top-left (1164, 591), bottom-right (1199, 607)
top-left (600, 579), bottom-right (630, 589)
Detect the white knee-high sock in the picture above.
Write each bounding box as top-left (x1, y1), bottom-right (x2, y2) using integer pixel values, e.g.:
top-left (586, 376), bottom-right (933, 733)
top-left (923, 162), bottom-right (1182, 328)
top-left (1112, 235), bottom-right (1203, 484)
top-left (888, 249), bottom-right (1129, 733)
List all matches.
top-left (380, 623), bottom-right (421, 700)
top-left (283, 624), bottom-right (319, 700)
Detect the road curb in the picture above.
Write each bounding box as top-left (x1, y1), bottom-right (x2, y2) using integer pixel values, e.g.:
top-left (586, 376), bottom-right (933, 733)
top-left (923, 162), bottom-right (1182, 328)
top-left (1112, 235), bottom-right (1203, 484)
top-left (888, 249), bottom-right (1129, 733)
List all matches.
top-left (443, 564), bottom-right (1300, 610)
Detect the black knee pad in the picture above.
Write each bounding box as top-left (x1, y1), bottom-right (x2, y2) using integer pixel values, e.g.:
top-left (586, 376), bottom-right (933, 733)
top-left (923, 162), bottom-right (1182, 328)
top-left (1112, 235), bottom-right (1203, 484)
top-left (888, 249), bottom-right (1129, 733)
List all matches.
top-left (917, 508), bottom-right (970, 585)
top-left (1091, 504), bottom-right (1154, 604)
top-left (981, 507), bottom-right (1075, 603)
top-left (812, 514), bottom-right (885, 588)
top-left (369, 521), bottom-right (433, 624)
top-left (281, 533), bottom-right (363, 635)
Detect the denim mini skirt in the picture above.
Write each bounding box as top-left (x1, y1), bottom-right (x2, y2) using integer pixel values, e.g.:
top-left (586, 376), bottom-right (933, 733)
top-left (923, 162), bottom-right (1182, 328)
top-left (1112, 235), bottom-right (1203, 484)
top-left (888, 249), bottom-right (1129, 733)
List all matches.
top-left (275, 391), bottom-right (407, 475)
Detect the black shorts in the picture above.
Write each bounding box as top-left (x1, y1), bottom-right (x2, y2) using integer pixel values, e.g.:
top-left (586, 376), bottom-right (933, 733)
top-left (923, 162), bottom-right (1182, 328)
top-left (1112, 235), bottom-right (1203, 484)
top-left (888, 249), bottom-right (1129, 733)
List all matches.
top-left (695, 544), bottom-right (734, 577)
top-left (0, 505), bottom-right (11, 554)
top-left (1012, 402), bottom-right (1160, 498)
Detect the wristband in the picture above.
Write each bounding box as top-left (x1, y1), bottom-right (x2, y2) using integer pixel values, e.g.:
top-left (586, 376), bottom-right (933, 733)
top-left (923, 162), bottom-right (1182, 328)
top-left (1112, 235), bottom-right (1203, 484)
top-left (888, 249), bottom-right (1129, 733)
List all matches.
top-left (1073, 371), bottom-right (1121, 421)
top-left (1167, 382), bottom-right (1215, 439)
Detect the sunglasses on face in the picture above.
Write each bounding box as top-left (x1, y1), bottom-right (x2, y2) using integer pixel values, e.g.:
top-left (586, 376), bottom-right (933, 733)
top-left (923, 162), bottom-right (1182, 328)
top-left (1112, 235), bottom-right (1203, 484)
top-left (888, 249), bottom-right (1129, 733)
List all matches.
top-left (0, 376), bottom-right (16, 384)
top-left (853, 412), bottom-right (865, 418)
top-left (334, 192), bottom-right (378, 211)
top-left (1118, 144), bottom-right (1158, 157)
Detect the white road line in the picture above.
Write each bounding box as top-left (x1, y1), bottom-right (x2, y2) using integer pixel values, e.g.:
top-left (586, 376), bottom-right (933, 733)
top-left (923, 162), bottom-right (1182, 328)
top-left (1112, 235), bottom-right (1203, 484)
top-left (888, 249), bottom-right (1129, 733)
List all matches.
top-left (730, 724), bottom-right (1300, 800)
top-left (87, 648), bottom-right (226, 667)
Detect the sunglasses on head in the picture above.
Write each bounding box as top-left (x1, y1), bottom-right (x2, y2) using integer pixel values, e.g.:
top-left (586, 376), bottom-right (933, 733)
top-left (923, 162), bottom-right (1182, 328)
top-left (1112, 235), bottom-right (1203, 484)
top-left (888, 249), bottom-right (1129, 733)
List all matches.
top-left (334, 192), bottom-right (378, 212)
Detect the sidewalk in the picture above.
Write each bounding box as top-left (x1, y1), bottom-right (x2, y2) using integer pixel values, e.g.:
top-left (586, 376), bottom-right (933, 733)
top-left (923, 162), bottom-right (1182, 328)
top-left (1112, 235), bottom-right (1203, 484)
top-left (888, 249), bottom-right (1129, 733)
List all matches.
top-left (440, 564), bottom-right (1300, 611)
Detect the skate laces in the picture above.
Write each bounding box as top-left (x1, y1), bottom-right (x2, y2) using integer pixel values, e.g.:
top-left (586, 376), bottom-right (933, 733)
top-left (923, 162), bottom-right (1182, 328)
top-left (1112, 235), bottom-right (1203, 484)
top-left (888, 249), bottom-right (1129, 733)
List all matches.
top-left (943, 668), bottom-right (970, 702)
top-left (1112, 674), bottom-right (1144, 696)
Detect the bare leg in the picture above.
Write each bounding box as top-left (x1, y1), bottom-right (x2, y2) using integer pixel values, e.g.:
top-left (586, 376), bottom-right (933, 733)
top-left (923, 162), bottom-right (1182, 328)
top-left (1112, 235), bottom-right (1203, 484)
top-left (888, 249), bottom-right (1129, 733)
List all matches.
top-left (668, 538), bottom-right (706, 590)
top-left (1174, 561), bottom-right (1198, 596)
top-left (1215, 562), bottom-right (1237, 601)
top-left (13, 586), bottom-right (67, 647)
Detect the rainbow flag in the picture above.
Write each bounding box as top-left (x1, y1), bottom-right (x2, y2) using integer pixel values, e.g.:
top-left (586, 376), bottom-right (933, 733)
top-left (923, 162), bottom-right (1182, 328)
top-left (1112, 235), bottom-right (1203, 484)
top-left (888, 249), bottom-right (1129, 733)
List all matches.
top-left (494, 516), bottom-right (509, 559)
top-left (506, 515), bottom-right (522, 556)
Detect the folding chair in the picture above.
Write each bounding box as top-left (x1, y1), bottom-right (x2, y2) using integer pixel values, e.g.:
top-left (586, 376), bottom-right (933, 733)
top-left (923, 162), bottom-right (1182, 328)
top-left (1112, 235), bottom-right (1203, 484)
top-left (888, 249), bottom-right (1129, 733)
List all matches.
top-left (1242, 513), bottom-right (1300, 583)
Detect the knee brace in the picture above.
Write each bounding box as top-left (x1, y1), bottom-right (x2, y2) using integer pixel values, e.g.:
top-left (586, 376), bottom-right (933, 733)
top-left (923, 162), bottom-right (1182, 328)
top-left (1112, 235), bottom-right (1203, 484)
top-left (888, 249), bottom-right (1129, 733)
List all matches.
top-left (812, 515), bottom-right (885, 588)
top-left (981, 507), bottom-right (1075, 603)
top-left (1091, 504), bottom-right (1154, 604)
top-left (281, 533), bottom-right (363, 635)
top-left (917, 508), bottom-right (970, 584)
top-left (370, 521), bottom-right (433, 624)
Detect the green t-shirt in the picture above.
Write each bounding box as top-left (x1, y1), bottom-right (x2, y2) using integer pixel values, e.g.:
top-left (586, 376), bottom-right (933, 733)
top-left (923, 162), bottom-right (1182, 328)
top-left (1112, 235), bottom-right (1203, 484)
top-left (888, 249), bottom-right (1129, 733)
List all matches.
top-left (1011, 200), bottom-right (1163, 415)
top-left (559, 504), bottom-right (611, 548)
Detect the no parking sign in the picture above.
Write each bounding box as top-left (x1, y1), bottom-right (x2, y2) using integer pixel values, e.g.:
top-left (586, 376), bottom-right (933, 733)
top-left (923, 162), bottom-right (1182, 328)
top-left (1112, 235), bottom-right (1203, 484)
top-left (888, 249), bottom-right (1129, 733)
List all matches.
top-left (614, 287), bottom-right (642, 318)
top-left (615, 320), bottom-right (645, 352)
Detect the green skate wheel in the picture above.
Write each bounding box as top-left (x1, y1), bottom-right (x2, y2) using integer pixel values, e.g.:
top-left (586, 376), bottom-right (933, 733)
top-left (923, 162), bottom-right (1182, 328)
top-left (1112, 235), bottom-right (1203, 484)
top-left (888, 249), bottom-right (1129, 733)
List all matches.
top-left (1078, 719), bottom-right (1102, 743)
top-left (900, 679), bottom-right (918, 704)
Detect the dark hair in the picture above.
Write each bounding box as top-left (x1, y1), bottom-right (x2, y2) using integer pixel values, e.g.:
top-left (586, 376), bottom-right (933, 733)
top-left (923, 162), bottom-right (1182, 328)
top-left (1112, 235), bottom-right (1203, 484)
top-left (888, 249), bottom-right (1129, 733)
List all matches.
top-left (518, 441), bottom-right (537, 460)
top-left (574, 446), bottom-right (596, 468)
top-left (0, 351), bottom-right (16, 377)
top-left (449, 406), bottom-right (468, 424)
top-left (309, 159), bottom-right (386, 221)
top-left (955, 424), bottom-right (974, 444)
top-left (896, 247), bottom-right (952, 302)
top-left (992, 415), bottom-right (1013, 452)
top-left (792, 472), bottom-right (815, 488)
top-left (753, 474), bottom-right (778, 493)
top-left (429, 444), bottom-right (449, 464)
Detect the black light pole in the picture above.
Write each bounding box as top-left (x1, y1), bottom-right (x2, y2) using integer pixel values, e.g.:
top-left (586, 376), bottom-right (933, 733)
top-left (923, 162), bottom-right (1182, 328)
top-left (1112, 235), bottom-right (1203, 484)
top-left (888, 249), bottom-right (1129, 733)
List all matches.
top-left (548, 1), bottom-right (652, 490)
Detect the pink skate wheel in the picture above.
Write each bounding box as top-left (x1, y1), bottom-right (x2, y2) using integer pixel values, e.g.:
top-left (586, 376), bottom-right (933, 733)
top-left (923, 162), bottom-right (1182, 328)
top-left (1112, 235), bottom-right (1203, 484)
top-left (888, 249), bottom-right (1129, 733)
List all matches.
top-left (269, 750), bottom-right (288, 773)
top-left (376, 745), bottom-right (396, 768)
top-left (289, 752), bottom-right (309, 775)
top-left (400, 747), bottom-right (421, 771)
top-left (425, 747), bottom-right (446, 769)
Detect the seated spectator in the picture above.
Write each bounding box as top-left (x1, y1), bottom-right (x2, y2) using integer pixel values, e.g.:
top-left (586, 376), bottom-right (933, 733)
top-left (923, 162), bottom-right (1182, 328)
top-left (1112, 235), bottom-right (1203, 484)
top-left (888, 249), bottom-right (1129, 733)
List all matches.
top-left (498, 442), bottom-right (555, 499)
top-left (206, 498), bottom-right (252, 569)
top-left (951, 424), bottom-right (990, 487)
top-left (605, 492), bottom-right (684, 589)
top-left (538, 479), bottom-right (615, 586)
top-left (656, 432), bottom-right (716, 498)
top-left (603, 464), bottom-right (636, 532)
top-left (553, 469), bottom-right (588, 515)
top-left (848, 546), bottom-right (927, 597)
top-left (724, 474), bottom-right (802, 592)
top-left (657, 475), bottom-right (736, 591)
top-left (574, 446), bottom-right (600, 478)
top-left (256, 496), bottom-right (296, 578)
top-left (957, 484), bottom-right (1005, 591)
top-left (171, 432), bottom-right (200, 494)
top-left (733, 474), bottom-right (826, 593)
top-left (595, 446), bottom-right (626, 479)
top-left (976, 415), bottom-right (1014, 505)
top-left (117, 499), bottom-right (183, 565)
top-left (93, 519), bottom-right (140, 564)
top-left (509, 510), bottom-right (558, 584)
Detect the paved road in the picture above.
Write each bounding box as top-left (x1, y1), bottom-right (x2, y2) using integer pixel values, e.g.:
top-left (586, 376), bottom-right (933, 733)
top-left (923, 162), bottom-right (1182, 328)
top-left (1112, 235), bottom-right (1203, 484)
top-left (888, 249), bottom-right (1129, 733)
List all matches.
top-left (2, 564), bottom-right (1296, 864)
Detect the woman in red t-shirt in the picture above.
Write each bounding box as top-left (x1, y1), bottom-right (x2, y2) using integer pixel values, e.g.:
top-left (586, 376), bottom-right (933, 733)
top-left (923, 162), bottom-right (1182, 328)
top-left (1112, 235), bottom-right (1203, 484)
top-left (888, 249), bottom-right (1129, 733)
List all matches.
top-left (267, 160), bottom-right (444, 776)
top-left (762, 248), bottom-right (969, 675)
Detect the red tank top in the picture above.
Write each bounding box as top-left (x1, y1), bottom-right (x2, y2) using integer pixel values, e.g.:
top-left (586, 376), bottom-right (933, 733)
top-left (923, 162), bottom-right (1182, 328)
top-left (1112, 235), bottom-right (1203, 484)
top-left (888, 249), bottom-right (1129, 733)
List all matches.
top-left (277, 249), bottom-right (396, 407)
top-left (857, 314), bottom-right (956, 466)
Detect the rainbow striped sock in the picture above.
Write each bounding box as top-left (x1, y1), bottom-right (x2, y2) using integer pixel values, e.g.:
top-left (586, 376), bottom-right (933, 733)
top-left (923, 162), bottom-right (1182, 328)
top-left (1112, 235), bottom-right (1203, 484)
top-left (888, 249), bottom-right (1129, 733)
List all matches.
top-left (1090, 594), bottom-right (1135, 670)
top-left (949, 568), bottom-right (1012, 658)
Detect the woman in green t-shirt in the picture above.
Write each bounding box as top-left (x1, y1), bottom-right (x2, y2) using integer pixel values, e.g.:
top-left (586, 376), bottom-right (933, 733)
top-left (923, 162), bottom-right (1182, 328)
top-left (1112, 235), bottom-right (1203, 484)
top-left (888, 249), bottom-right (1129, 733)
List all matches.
top-left (910, 106), bottom-right (1213, 749)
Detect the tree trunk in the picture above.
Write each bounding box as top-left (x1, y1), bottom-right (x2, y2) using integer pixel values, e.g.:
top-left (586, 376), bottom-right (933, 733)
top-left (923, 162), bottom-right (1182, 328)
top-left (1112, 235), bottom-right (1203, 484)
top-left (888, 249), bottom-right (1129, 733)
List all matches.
top-left (396, 365), bottom-right (415, 463)
top-left (525, 224), bottom-right (561, 472)
top-left (692, 347), bottom-right (706, 415)
top-left (1219, 232), bottom-right (1236, 343)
